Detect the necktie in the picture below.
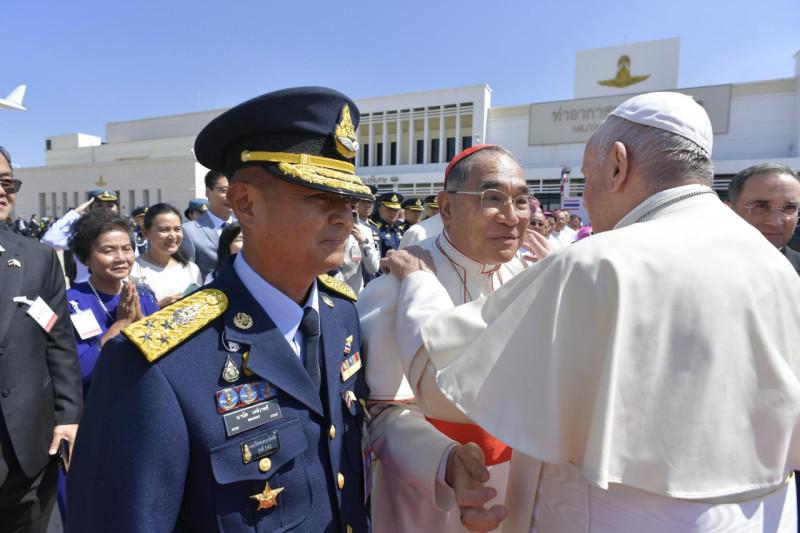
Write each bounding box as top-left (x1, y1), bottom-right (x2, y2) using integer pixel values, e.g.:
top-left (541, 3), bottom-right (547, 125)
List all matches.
top-left (299, 307), bottom-right (321, 389)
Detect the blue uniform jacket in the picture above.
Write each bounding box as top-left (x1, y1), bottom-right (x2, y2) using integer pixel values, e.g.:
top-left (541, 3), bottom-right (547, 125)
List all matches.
top-left (66, 264), bottom-right (370, 532)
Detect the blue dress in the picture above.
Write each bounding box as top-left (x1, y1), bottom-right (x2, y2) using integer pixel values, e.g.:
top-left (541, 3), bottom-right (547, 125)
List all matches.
top-left (65, 282), bottom-right (159, 399)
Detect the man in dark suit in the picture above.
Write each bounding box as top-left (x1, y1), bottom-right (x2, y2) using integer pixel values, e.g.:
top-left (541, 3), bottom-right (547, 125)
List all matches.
top-left (68, 88), bottom-right (374, 532)
top-left (728, 163), bottom-right (800, 274)
top-left (0, 145), bottom-right (82, 532)
top-left (180, 170), bottom-right (234, 279)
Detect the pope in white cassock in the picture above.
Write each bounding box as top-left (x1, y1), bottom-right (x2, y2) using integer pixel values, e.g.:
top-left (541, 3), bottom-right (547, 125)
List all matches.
top-left (358, 144), bottom-right (548, 532)
top-left (384, 92), bottom-right (800, 533)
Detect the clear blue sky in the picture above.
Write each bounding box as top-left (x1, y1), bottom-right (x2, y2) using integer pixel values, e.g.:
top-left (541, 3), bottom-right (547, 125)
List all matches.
top-left (2, 0), bottom-right (798, 167)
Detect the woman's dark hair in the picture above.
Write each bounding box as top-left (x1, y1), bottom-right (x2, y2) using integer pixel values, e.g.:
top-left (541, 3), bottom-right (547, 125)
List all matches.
top-left (68, 212), bottom-right (134, 264)
top-left (143, 203), bottom-right (189, 266)
top-left (213, 222), bottom-right (242, 277)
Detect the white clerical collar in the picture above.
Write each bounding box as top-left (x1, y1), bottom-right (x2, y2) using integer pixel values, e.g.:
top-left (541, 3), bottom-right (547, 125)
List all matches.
top-left (233, 252), bottom-right (318, 352)
top-left (436, 230), bottom-right (501, 277)
top-left (615, 184), bottom-right (715, 230)
top-left (207, 209), bottom-right (233, 229)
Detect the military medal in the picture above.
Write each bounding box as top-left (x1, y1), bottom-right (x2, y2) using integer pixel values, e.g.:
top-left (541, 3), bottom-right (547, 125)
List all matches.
top-left (216, 387), bottom-right (240, 413)
top-left (250, 481), bottom-right (284, 511)
top-left (340, 352), bottom-right (362, 382)
top-left (321, 295), bottom-right (335, 308)
top-left (7, 258), bottom-right (21, 268)
top-left (238, 383), bottom-right (257, 404)
top-left (221, 355), bottom-right (240, 383)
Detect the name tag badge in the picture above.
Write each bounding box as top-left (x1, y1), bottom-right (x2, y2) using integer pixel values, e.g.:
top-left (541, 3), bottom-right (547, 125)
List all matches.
top-left (340, 352), bottom-right (362, 382)
top-left (241, 430), bottom-right (280, 463)
top-left (24, 297), bottom-right (58, 333)
top-left (70, 309), bottom-right (103, 340)
top-left (223, 399), bottom-right (282, 437)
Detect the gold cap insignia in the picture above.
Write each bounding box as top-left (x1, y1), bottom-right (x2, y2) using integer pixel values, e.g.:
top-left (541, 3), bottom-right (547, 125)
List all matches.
top-left (391, 194), bottom-right (398, 203)
top-left (334, 104), bottom-right (359, 159)
top-left (233, 312), bottom-right (253, 330)
top-left (123, 289), bottom-right (228, 363)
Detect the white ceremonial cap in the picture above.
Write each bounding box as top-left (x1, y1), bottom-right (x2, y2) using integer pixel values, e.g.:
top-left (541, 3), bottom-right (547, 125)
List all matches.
top-left (609, 91), bottom-right (713, 155)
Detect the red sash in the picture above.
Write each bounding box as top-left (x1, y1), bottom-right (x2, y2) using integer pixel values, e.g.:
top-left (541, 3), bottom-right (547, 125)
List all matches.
top-left (426, 417), bottom-right (512, 466)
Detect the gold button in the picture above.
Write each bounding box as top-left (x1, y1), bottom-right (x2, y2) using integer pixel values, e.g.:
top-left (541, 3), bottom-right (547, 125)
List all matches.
top-left (337, 473), bottom-right (345, 490)
top-left (347, 526), bottom-right (353, 533)
top-left (258, 458), bottom-right (272, 472)
top-left (329, 425), bottom-right (336, 439)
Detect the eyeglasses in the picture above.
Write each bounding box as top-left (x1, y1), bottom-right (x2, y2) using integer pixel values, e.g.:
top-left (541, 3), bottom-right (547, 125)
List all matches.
top-left (450, 189), bottom-right (531, 213)
top-left (743, 202), bottom-right (800, 220)
top-left (0, 178), bottom-right (22, 194)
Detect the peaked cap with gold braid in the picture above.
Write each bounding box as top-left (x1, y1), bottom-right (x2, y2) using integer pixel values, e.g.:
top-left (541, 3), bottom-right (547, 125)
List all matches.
top-left (194, 87), bottom-right (373, 201)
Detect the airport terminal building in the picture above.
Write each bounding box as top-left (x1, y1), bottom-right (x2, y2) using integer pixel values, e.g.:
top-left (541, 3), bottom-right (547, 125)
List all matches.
top-left (14, 39), bottom-right (800, 220)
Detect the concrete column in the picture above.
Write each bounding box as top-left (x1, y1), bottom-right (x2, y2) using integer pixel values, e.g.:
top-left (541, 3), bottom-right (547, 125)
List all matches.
top-left (455, 105), bottom-right (462, 153)
top-left (395, 111), bottom-right (402, 165)
top-left (408, 113), bottom-right (415, 164)
top-left (382, 114), bottom-right (389, 166)
top-left (438, 107), bottom-right (446, 163)
top-left (367, 118), bottom-right (375, 167)
top-left (423, 110), bottom-right (430, 164)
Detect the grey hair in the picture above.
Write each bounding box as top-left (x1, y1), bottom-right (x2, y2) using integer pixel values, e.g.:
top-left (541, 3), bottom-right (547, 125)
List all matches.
top-left (0, 145), bottom-right (11, 167)
top-left (588, 116), bottom-right (714, 187)
top-left (445, 146), bottom-right (518, 192)
top-left (728, 163), bottom-right (799, 203)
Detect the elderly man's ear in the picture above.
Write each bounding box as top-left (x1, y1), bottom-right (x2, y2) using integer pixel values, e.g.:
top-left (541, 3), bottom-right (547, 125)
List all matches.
top-left (609, 142), bottom-right (630, 193)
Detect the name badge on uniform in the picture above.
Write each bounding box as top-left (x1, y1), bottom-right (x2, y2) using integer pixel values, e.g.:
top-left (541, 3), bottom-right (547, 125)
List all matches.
top-left (223, 399), bottom-right (282, 437)
top-left (241, 430), bottom-right (280, 463)
top-left (340, 352), bottom-right (362, 382)
top-left (14, 296), bottom-right (58, 333)
top-left (70, 309), bottom-right (103, 340)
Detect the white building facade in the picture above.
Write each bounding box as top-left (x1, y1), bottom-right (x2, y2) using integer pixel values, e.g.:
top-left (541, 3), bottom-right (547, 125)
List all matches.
top-left (13, 41), bottom-right (800, 220)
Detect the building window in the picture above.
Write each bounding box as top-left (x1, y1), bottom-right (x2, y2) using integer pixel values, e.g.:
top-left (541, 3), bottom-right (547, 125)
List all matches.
top-left (128, 191), bottom-right (136, 213)
top-left (46, 139), bottom-right (52, 151)
top-left (362, 144), bottom-right (370, 166)
top-left (157, 189), bottom-right (162, 202)
top-left (462, 136), bottom-right (472, 150)
top-left (143, 190), bottom-right (150, 206)
top-left (390, 142), bottom-right (397, 165)
top-left (446, 137), bottom-right (456, 161)
top-left (416, 140), bottom-right (424, 164)
top-left (376, 143), bottom-right (383, 166)
top-left (431, 139), bottom-right (440, 164)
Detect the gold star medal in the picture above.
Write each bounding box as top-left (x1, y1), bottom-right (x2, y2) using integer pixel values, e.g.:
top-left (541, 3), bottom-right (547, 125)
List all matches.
top-left (250, 481), bottom-right (285, 511)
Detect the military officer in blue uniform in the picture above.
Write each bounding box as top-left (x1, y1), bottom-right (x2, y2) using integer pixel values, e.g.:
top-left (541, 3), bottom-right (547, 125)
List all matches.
top-left (372, 192), bottom-right (404, 257)
top-left (67, 87), bottom-right (374, 532)
top-left (399, 197), bottom-right (424, 232)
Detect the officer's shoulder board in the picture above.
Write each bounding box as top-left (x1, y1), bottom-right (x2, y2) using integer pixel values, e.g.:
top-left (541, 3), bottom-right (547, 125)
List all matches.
top-left (123, 289), bottom-right (229, 363)
top-left (367, 219), bottom-right (379, 228)
top-left (318, 274), bottom-right (357, 302)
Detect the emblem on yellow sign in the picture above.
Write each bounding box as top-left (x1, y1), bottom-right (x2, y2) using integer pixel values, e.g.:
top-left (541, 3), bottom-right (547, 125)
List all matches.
top-left (597, 55), bottom-right (650, 88)
top-left (334, 104), bottom-right (359, 159)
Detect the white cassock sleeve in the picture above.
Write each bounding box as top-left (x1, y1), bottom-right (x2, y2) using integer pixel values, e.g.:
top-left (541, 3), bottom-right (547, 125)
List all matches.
top-left (358, 274), bottom-right (459, 510)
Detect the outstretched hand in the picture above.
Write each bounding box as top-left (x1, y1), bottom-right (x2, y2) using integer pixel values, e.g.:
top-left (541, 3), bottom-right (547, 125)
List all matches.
top-left (446, 443), bottom-right (508, 532)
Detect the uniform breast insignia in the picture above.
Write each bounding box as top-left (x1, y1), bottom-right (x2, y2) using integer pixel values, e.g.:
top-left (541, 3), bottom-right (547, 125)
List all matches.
top-left (240, 430), bottom-right (280, 464)
top-left (123, 289), bottom-right (228, 363)
top-left (250, 481), bottom-right (284, 511)
top-left (216, 381), bottom-right (272, 414)
top-left (7, 258), bottom-right (21, 268)
top-left (318, 274), bottom-right (357, 302)
top-left (340, 352), bottom-right (362, 382)
top-left (221, 355), bottom-right (240, 383)
top-left (321, 295), bottom-right (335, 308)
top-left (343, 335), bottom-right (353, 354)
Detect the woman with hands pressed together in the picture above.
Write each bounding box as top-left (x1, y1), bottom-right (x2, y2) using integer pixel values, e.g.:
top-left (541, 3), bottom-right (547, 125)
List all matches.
top-left (65, 212), bottom-right (158, 398)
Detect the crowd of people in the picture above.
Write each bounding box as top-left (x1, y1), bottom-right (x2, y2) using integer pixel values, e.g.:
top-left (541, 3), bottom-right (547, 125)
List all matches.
top-left (0, 87), bottom-right (799, 533)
